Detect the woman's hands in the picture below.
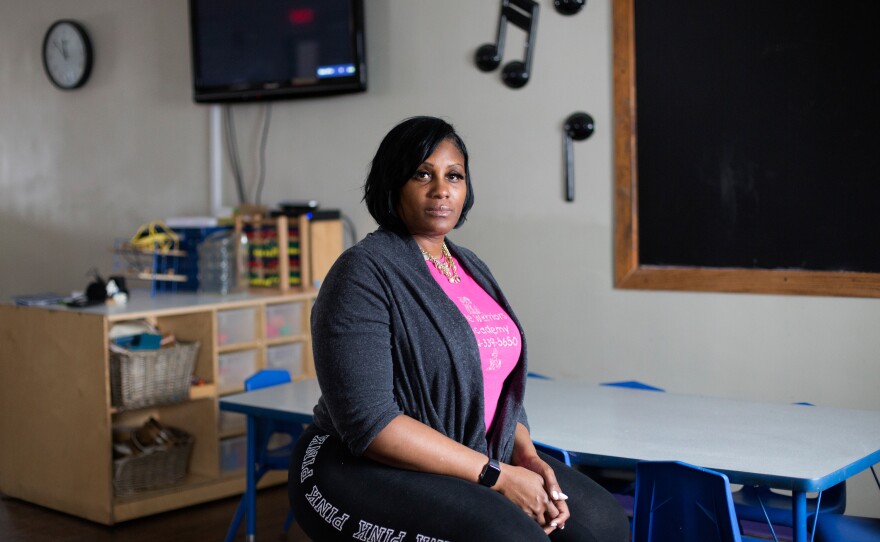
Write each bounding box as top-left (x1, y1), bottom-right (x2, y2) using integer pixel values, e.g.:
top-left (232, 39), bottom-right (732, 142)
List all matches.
top-left (501, 424), bottom-right (570, 534)
top-left (366, 417), bottom-right (570, 534)
top-left (495, 460), bottom-right (569, 534)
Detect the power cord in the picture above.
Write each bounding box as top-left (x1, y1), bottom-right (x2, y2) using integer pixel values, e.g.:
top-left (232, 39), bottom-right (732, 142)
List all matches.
top-left (223, 104), bottom-right (247, 204)
top-left (254, 102), bottom-right (272, 206)
top-left (224, 103), bottom-right (273, 206)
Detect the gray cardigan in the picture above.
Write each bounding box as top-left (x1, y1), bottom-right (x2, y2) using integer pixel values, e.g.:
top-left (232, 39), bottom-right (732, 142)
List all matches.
top-left (310, 228), bottom-right (529, 462)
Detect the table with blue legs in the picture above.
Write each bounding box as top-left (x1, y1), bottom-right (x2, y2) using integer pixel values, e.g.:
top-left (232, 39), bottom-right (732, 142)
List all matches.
top-left (220, 377), bottom-right (880, 542)
top-left (524, 378), bottom-right (880, 542)
top-left (219, 378), bottom-right (321, 542)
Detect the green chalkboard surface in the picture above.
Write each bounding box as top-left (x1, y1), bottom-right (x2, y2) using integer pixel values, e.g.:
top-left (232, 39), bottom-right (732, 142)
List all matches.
top-left (613, 0), bottom-right (880, 297)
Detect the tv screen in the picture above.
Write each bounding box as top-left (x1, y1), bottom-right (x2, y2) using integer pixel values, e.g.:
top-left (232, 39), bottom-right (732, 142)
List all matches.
top-left (188, 0), bottom-right (367, 103)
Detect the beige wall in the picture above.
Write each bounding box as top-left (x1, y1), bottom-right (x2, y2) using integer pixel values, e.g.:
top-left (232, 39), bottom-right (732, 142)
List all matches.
top-left (2, 1), bottom-right (878, 516)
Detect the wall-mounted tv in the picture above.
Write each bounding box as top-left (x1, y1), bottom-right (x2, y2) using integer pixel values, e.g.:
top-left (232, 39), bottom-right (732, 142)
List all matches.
top-left (188, 0), bottom-right (367, 103)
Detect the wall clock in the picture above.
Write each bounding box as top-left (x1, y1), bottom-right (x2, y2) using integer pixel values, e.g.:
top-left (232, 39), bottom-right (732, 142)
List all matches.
top-left (42, 20), bottom-right (93, 90)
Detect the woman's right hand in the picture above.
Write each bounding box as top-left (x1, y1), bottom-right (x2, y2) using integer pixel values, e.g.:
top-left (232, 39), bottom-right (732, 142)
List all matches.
top-left (495, 463), bottom-right (562, 533)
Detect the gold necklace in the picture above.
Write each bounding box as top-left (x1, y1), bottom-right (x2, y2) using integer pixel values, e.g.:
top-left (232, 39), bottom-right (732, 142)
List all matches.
top-left (420, 242), bottom-right (461, 283)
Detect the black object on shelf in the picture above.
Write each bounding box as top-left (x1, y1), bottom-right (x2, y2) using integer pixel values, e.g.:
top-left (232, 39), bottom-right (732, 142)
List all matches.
top-left (311, 209), bottom-right (341, 221)
top-left (273, 200), bottom-right (319, 218)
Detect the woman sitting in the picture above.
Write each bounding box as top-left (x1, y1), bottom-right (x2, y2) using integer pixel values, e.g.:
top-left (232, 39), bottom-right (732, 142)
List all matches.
top-left (289, 116), bottom-right (629, 541)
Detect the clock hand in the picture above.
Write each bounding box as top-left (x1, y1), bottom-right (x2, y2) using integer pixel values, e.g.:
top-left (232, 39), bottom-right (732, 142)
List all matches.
top-left (53, 40), bottom-right (66, 59)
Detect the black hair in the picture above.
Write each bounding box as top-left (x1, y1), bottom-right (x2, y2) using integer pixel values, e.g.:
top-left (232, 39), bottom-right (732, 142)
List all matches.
top-left (363, 116), bottom-right (474, 232)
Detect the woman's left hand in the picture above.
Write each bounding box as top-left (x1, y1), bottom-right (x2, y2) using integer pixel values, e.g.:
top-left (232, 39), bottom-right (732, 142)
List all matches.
top-left (516, 453), bottom-right (570, 534)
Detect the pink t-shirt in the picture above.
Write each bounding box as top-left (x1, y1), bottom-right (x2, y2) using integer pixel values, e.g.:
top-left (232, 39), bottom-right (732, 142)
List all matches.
top-left (424, 253), bottom-right (522, 433)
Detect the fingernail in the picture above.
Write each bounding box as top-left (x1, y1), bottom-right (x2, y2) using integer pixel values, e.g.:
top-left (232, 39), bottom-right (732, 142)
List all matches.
top-left (558, 492), bottom-right (569, 500)
top-left (551, 521), bottom-right (558, 528)
top-left (560, 524), bottom-right (566, 530)
top-left (552, 490), bottom-right (559, 500)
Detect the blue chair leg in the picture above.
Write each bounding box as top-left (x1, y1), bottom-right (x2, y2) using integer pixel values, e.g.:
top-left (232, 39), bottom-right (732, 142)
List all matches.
top-left (225, 475), bottom-right (295, 540)
top-left (224, 497), bottom-right (246, 542)
top-left (283, 510), bottom-right (295, 533)
top-left (225, 463), bottom-right (269, 542)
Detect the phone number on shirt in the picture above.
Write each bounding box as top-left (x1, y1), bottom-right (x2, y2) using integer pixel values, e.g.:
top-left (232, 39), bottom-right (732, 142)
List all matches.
top-left (477, 336), bottom-right (519, 348)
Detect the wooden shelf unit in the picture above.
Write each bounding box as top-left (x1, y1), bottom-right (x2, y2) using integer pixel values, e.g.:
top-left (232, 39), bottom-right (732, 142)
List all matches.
top-left (236, 214), bottom-right (344, 291)
top-left (236, 214), bottom-right (311, 292)
top-left (0, 291), bottom-right (316, 525)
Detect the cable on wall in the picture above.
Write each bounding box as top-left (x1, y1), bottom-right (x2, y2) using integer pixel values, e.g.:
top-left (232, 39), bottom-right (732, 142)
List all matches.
top-left (223, 104), bottom-right (246, 204)
top-left (254, 103), bottom-right (273, 206)
top-left (223, 103), bottom-right (273, 205)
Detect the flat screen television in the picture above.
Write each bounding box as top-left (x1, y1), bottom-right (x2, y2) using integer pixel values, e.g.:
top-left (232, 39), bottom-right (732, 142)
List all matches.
top-left (188, 0), bottom-right (367, 103)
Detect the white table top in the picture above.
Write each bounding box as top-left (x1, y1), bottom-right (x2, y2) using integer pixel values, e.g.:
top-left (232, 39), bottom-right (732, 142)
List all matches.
top-left (219, 377), bottom-right (880, 492)
top-left (219, 378), bottom-right (322, 424)
top-left (524, 379), bottom-right (880, 492)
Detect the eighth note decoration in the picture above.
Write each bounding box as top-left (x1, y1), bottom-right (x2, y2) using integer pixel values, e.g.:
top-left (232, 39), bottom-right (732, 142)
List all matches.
top-left (563, 112), bottom-right (595, 202)
top-left (554, 0), bottom-right (586, 16)
top-left (474, 0), bottom-right (540, 89)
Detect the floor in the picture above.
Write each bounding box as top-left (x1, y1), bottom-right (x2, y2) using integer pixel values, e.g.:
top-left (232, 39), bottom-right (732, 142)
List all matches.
top-left (1, 480), bottom-right (786, 542)
top-left (0, 485), bottom-right (310, 542)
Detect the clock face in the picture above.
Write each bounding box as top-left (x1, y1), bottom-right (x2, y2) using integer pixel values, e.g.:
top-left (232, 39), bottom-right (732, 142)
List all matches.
top-left (42, 20), bottom-right (92, 90)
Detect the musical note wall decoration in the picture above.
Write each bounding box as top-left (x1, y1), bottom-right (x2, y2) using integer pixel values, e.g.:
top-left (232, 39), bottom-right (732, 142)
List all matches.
top-left (563, 112), bottom-right (595, 202)
top-left (554, 0), bottom-right (586, 16)
top-left (474, 0), bottom-right (540, 89)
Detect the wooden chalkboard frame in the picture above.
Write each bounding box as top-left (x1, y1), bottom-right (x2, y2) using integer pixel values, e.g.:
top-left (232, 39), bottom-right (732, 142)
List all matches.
top-left (612, 0), bottom-right (880, 298)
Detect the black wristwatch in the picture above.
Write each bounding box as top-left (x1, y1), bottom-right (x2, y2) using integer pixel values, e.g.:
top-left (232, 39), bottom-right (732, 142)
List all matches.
top-left (479, 458), bottom-right (501, 487)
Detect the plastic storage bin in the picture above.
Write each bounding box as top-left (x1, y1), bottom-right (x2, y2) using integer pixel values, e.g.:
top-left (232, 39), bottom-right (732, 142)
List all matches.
top-left (266, 343), bottom-right (304, 378)
top-left (217, 307), bottom-right (257, 346)
top-left (265, 302), bottom-right (304, 338)
top-left (173, 226), bottom-right (231, 291)
top-left (198, 230), bottom-right (247, 295)
top-left (218, 410), bottom-right (246, 434)
top-left (218, 350), bottom-right (257, 392)
top-left (219, 435), bottom-right (247, 473)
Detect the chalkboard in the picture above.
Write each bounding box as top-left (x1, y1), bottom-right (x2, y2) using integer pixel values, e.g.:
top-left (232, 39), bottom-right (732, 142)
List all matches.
top-left (613, 0), bottom-right (880, 297)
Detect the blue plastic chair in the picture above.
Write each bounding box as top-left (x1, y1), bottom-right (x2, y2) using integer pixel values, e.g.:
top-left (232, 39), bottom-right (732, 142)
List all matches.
top-left (224, 369), bottom-right (302, 542)
top-left (732, 402), bottom-right (847, 541)
top-left (733, 483), bottom-right (846, 541)
top-left (813, 514), bottom-right (880, 542)
top-left (633, 461), bottom-right (743, 542)
top-left (603, 380), bottom-right (665, 392)
top-left (813, 466), bottom-right (880, 542)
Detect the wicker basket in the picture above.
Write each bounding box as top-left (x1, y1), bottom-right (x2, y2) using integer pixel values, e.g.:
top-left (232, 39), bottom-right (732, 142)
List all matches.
top-left (113, 428), bottom-right (193, 496)
top-left (110, 342), bottom-right (199, 410)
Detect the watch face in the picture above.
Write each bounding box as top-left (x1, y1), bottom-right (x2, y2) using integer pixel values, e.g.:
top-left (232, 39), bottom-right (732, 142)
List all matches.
top-left (43, 20), bottom-right (92, 90)
top-left (479, 458), bottom-right (501, 487)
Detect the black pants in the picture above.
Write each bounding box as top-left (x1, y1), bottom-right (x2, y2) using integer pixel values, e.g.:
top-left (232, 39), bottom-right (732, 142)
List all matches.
top-left (289, 425), bottom-right (630, 541)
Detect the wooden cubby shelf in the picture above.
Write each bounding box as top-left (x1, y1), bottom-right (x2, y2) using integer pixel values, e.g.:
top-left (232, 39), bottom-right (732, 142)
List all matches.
top-left (0, 290), bottom-right (316, 525)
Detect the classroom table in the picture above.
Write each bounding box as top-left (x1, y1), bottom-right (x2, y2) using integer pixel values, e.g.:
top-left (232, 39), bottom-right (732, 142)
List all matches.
top-left (219, 378), bottom-right (321, 542)
top-left (220, 378), bottom-right (880, 542)
top-left (524, 378), bottom-right (880, 542)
